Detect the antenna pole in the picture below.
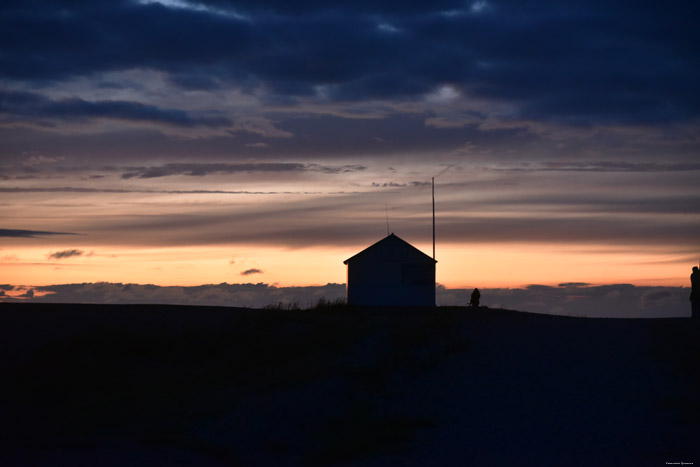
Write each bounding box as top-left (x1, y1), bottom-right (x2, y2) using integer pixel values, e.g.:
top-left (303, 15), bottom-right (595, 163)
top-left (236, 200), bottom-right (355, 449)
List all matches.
top-left (385, 204), bottom-right (390, 236)
top-left (432, 177), bottom-right (436, 260)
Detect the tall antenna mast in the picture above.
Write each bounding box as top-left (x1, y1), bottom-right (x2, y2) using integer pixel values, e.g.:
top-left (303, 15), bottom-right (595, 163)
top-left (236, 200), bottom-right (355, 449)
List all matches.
top-left (432, 177), bottom-right (436, 260)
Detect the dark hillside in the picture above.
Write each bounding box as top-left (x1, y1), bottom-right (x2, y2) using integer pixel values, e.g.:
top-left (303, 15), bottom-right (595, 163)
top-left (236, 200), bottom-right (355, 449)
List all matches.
top-left (1, 303), bottom-right (698, 466)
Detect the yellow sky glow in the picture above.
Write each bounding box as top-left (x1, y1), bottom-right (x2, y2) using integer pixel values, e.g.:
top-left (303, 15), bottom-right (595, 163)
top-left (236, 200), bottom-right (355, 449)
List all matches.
top-left (1, 241), bottom-right (689, 290)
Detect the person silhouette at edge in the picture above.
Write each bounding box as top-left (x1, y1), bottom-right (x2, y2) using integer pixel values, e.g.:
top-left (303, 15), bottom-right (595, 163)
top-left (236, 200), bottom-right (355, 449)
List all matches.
top-left (470, 288), bottom-right (481, 308)
top-left (691, 266), bottom-right (699, 319)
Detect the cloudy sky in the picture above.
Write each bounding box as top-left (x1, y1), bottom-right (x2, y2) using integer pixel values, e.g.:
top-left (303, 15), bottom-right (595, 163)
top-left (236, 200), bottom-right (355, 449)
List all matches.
top-left (1, 0), bottom-right (699, 304)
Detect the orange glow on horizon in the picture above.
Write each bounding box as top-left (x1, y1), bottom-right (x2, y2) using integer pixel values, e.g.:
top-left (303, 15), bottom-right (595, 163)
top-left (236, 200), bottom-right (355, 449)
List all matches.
top-left (0, 241), bottom-right (691, 290)
top-left (433, 242), bottom-right (690, 288)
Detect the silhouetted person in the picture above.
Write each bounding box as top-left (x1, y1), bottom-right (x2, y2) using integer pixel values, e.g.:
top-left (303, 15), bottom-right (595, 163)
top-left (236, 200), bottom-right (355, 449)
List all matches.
top-left (470, 288), bottom-right (481, 307)
top-left (691, 266), bottom-right (700, 319)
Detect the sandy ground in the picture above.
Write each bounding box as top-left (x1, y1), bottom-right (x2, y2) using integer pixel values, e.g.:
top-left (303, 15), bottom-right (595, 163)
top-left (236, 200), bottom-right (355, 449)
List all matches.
top-left (1, 303), bottom-right (698, 466)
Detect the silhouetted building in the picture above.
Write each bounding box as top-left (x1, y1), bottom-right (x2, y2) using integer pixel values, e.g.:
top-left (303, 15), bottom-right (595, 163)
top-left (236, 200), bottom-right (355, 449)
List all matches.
top-left (343, 233), bottom-right (436, 307)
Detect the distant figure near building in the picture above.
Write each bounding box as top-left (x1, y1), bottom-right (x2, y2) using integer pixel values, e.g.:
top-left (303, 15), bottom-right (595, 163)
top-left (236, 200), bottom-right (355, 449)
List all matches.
top-left (470, 288), bottom-right (481, 307)
top-left (691, 266), bottom-right (699, 319)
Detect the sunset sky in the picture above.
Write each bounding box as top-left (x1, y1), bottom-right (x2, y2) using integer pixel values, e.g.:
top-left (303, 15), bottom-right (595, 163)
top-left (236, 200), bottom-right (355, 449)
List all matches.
top-left (1, 0), bottom-right (699, 301)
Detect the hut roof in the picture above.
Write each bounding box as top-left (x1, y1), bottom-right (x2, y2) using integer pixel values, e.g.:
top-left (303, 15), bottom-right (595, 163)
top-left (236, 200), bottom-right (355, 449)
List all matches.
top-left (343, 233), bottom-right (436, 265)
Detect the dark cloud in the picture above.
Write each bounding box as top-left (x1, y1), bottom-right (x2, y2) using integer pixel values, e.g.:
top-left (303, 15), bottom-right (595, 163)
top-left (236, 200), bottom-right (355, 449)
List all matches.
top-left (0, 0), bottom-right (255, 82)
top-left (435, 215), bottom-right (698, 248)
top-left (0, 187), bottom-right (325, 195)
top-left (436, 283), bottom-right (690, 318)
top-left (24, 181), bottom-right (690, 252)
top-left (48, 249), bottom-right (84, 260)
top-left (241, 268), bottom-right (263, 276)
top-left (459, 192), bottom-right (700, 215)
top-left (0, 228), bottom-right (78, 238)
top-left (0, 90), bottom-right (231, 128)
top-left (4, 107), bottom-right (687, 168)
top-left (17, 282), bottom-right (346, 308)
top-left (493, 161), bottom-right (700, 173)
top-left (371, 181), bottom-right (431, 188)
top-left (1, 0), bottom-right (698, 125)
top-left (253, 113), bottom-right (507, 158)
top-left (2, 280), bottom-right (689, 318)
top-left (640, 289), bottom-right (674, 310)
top-left (19, 288), bottom-right (34, 298)
top-left (120, 162), bottom-right (366, 179)
top-left (3, 169), bottom-right (695, 252)
top-left (195, 0), bottom-right (466, 16)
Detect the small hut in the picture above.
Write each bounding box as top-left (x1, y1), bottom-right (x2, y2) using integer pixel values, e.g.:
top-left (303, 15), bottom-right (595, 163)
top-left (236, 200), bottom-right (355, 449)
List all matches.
top-left (343, 233), bottom-right (436, 307)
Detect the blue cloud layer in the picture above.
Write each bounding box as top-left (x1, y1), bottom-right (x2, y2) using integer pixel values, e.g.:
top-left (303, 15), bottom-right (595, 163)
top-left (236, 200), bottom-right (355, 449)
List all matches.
top-left (0, 90), bottom-right (231, 127)
top-left (3, 281), bottom-right (690, 318)
top-left (2, 0), bottom-right (698, 125)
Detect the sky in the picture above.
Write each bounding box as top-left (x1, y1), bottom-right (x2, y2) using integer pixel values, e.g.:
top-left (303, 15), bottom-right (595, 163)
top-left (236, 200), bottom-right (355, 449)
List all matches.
top-left (1, 0), bottom-right (699, 309)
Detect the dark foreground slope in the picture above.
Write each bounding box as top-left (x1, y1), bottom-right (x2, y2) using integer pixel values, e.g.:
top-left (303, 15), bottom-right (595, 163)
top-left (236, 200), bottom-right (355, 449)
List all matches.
top-left (1, 303), bottom-right (698, 466)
